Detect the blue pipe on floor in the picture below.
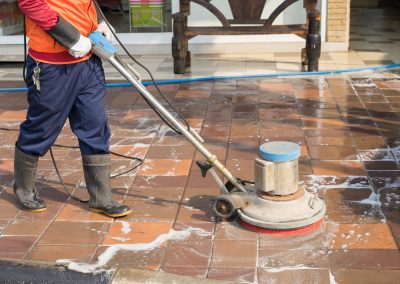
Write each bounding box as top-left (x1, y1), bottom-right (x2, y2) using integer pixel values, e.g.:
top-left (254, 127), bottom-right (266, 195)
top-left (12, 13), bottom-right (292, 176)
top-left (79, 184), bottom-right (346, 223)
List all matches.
top-left (1, 63), bottom-right (399, 93)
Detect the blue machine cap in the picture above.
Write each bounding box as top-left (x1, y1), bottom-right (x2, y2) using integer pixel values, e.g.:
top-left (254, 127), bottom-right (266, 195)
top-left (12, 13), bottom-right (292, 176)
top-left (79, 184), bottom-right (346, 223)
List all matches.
top-left (259, 141), bottom-right (300, 162)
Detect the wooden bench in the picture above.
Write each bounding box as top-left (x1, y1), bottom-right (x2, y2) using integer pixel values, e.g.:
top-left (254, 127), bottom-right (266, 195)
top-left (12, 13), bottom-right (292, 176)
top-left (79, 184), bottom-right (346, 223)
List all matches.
top-left (172, 0), bottom-right (321, 74)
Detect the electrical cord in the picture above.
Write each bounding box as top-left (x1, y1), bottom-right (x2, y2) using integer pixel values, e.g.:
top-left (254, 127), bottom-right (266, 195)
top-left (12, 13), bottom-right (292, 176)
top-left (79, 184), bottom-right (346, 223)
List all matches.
top-left (92, 0), bottom-right (190, 135)
top-left (0, 127), bottom-right (143, 203)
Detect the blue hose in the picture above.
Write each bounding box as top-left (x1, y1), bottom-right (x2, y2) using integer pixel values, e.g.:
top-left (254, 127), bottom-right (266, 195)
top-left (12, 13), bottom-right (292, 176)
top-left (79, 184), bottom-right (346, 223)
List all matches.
top-left (1, 63), bottom-right (399, 93)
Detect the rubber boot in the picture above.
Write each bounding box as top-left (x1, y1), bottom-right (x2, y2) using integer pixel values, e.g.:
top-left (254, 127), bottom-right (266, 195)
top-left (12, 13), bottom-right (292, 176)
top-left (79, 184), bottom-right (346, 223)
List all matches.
top-left (82, 154), bottom-right (131, 218)
top-left (13, 147), bottom-right (47, 212)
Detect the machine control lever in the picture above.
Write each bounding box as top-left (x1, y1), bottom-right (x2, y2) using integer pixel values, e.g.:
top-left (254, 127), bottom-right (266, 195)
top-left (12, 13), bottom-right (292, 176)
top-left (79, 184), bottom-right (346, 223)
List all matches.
top-left (196, 161), bottom-right (213, 177)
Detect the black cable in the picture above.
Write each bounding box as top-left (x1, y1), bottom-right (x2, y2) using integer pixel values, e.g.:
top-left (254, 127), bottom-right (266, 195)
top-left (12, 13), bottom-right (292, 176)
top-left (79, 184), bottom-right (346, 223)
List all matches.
top-left (92, 0), bottom-right (190, 135)
top-left (22, 16), bottom-right (27, 84)
top-left (52, 143), bottom-right (143, 179)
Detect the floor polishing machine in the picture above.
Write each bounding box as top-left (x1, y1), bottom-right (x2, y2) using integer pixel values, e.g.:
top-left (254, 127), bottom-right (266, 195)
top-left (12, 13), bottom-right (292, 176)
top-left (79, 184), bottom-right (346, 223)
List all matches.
top-left (89, 32), bottom-right (326, 235)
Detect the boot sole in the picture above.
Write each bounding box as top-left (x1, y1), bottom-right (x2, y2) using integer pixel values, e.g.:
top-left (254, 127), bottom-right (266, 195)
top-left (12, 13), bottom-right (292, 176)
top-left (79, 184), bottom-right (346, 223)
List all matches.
top-left (90, 208), bottom-right (132, 218)
top-left (25, 207), bottom-right (47, 213)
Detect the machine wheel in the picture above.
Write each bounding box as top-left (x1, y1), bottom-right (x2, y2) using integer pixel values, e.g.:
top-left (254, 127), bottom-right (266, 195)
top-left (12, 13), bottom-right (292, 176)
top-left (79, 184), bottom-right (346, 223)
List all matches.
top-left (213, 195), bottom-right (237, 219)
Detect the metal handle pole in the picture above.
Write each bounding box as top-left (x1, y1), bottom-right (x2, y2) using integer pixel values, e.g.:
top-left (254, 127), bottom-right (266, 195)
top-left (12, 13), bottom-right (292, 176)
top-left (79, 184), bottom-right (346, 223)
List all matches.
top-left (108, 56), bottom-right (247, 193)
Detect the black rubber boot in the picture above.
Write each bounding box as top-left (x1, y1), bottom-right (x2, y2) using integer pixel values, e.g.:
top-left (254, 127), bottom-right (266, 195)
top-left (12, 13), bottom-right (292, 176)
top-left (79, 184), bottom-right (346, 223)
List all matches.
top-left (82, 154), bottom-right (131, 218)
top-left (13, 147), bottom-right (47, 212)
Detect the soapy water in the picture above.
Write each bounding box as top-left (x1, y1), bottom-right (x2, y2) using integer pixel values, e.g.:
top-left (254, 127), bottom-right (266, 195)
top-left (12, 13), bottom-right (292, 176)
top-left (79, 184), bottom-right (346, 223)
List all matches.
top-left (119, 221), bottom-right (131, 234)
top-left (57, 227), bottom-right (207, 274)
top-left (256, 175), bottom-right (399, 278)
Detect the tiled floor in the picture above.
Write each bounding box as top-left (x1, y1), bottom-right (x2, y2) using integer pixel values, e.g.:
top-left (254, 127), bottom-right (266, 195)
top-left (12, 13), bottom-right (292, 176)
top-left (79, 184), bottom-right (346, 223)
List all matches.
top-left (1, 64), bottom-right (400, 282)
top-left (0, 8), bottom-right (399, 81)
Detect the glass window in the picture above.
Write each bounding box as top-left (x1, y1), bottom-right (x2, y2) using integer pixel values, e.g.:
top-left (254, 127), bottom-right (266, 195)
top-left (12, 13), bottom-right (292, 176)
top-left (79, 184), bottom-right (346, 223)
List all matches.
top-left (97, 0), bottom-right (172, 33)
top-left (0, 0), bottom-right (24, 35)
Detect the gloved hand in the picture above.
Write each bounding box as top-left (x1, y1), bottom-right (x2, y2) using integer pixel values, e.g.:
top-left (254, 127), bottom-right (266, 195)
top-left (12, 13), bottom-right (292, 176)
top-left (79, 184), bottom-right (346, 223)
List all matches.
top-left (68, 34), bottom-right (92, 58)
top-left (97, 21), bottom-right (115, 42)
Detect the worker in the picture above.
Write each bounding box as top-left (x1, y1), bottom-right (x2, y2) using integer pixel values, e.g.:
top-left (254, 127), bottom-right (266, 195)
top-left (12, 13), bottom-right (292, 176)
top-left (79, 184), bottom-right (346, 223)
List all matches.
top-left (14, 0), bottom-right (131, 218)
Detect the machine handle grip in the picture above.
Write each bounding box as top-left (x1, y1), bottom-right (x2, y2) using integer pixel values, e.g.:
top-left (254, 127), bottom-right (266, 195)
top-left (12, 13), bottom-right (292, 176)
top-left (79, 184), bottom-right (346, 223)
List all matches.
top-left (89, 31), bottom-right (117, 60)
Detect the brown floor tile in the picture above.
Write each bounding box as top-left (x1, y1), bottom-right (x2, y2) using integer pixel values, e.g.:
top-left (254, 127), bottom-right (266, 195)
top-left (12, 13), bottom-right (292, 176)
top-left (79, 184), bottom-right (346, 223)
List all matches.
top-left (183, 186), bottom-right (220, 201)
top-left (259, 108), bottom-right (299, 120)
top-left (296, 89), bottom-right (331, 98)
top-left (259, 225), bottom-right (326, 250)
top-left (299, 159), bottom-right (313, 175)
top-left (226, 147), bottom-right (258, 160)
top-left (0, 236), bottom-right (37, 257)
top-left (172, 222), bottom-right (214, 241)
top-left (0, 159), bottom-right (13, 174)
top-left (0, 110), bottom-right (26, 121)
top-left (299, 108), bottom-right (341, 119)
top-left (259, 82), bottom-right (293, 92)
top-left (163, 239), bottom-right (212, 267)
top-left (363, 160), bottom-right (399, 171)
top-left (257, 268), bottom-right (330, 284)
top-left (94, 245), bottom-right (164, 270)
top-left (145, 145), bottom-right (195, 160)
top-left (207, 267), bottom-right (256, 283)
top-left (294, 100), bottom-right (337, 109)
top-left (214, 222), bottom-right (257, 241)
top-left (161, 266), bottom-right (208, 278)
top-left (260, 127), bottom-right (303, 139)
top-left (230, 121), bottom-right (258, 138)
top-left (36, 185), bottom-right (71, 205)
top-left (194, 144), bottom-right (227, 161)
top-left (308, 146), bottom-right (358, 160)
top-left (109, 145), bottom-right (149, 160)
top-left (2, 219), bottom-right (50, 236)
top-left (200, 126), bottom-right (230, 140)
top-left (39, 221), bottom-right (110, 246)
top-left (349, 125), bottom-right (382, 136)
top-left (0, 219), bottom-right (10, 234)
top-left (302, 117), bottom-right (346, 128)
top-left (186, 172), bottom-right (221, 189)
top-left (181, 193), bottom-right (216, 210)
top-left (26, 244), bottom-right (96, 262)
top-left (379, 187), bottom-right (400, 222)
top-left (0, 202), bottom-right (21, 220)
top-left (329, 249), bottom-right (400, 269)
top-left (324, 187), bottom-right (383, 223)
top-left (125, 186), bottom-right (184, 202)
top-left (332, 269), bottom-right (400, 284)
top-left (123, 199), bottom-right (179, 222)
top-left (210, 239), bottom-right (257, 268)
top-left (15, 203), bottom-right (64, 221)
top-left (176, 205), bottom-right (216, 223)
top-left (311, 160), bottom-right (366, 176)
top-left (133, 175), bottom-right (188, 188)
top-left (55, 202), bottom-right (113, 222)
top-left (388, 222), bottom-right (400, 249)
top-left (326, 223), bottom-right (397, 250)
top-left (353, 136), bottom-right (388, 150)
top-left (364, 103), bottom-right (394, 112)
top-left (225, 159), bottom-right (254, 181)
top-left (258, 249), bottom-right (328, 270)
top-left (138, 159), bottom-right (192, 176)
top-left (368, 171), bottom-right (400, 189)
top-left (304, 128), bottom-right (350, 137)
top-left (103, 221), bottom-right (172, 245)
top-left (305, 136), bottom-right (354, 146)
top-left (358, 150), bottom-right (395, 161)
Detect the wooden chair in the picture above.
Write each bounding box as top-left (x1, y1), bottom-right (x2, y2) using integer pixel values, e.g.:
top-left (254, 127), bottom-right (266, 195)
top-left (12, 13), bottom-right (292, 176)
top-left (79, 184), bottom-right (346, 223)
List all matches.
top-left (172, 0), bottom-right (321, 74)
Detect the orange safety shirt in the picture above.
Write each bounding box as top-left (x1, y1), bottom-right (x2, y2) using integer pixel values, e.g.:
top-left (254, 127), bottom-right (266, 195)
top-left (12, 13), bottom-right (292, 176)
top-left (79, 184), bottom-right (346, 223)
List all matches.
top-left (19, 0), bottom-right (98, 64)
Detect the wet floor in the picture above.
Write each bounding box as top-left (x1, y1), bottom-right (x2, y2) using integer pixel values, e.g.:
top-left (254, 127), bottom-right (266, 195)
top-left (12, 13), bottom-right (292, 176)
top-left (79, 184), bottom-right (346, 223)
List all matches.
top-left (0, 69), bottom-right (399, 283)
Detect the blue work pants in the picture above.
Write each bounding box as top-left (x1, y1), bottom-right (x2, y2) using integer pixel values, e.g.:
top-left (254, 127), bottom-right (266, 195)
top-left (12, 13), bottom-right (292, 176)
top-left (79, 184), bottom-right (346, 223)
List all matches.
top-left (17, 55), bottom-right (110, 156)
